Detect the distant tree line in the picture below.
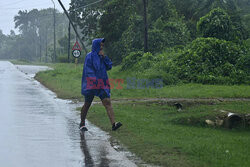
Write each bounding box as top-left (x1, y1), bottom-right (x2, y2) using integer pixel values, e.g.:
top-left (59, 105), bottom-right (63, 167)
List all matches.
top-left (0, 8), bottom-right (70, 62)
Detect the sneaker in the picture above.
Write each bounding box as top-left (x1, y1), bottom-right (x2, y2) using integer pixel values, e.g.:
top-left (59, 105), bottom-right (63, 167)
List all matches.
top-left (79, 124), bottom-right (88, 131)
top-left (112, 122), bottom-right (122, 131)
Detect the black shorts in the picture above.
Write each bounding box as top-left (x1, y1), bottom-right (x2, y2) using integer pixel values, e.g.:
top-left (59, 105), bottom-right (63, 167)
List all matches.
top-left (84, 90), bottom-right (110, 103)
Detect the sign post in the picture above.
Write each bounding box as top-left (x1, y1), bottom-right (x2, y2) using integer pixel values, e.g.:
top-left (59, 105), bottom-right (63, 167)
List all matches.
top-left (72, 41), bottom-right (82, 66)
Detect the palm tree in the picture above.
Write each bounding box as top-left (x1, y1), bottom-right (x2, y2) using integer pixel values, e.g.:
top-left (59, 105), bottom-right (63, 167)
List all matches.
top-left (14, 10), bottom-right (29, 34)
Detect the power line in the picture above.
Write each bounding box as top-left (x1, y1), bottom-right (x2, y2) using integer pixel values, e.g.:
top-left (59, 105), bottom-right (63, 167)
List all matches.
top-left (74, 0), bottom-right (103, 10)
top-left (1, 0), bottom-right (26, 7)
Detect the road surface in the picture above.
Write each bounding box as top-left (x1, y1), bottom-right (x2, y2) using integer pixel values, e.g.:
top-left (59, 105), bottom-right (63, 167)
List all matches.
top-left (0, 61), bottom-right (139, 167)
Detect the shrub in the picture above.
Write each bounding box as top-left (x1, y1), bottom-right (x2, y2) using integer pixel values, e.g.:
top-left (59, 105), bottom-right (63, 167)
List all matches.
top-left (149, 17), bottom-right (191, 53)
top-left (140, 68), bottom-right (179, 85)
top-left (137, 50), bottom-right (182, 85)
top-left (175, 37), bottom-right (249, 84)
top-left (236, 49), bottom-right (250, 74)
top-left (57, 55), bottom-right (69, 63)
top-left (57, 53), bottom-right (84, 64)
top-left (120, 15), bottom-right (144, 58)
top-left (121, 51), bottom-right (144, 71)
top-left (197, 8), bottom-right (233, 41)
top-left (135, 52), bottom-right (160, 70)
top-left (121, 52), bottom-right (160, 71)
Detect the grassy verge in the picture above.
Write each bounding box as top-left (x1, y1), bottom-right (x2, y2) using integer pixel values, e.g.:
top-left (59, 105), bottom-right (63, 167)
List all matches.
top-left (35, 63), bottom-right (83, 99)
top-left (33, 63), bottom-right (250, 100)
top-left (86, 101), bottom-right (250, 167)
top-left (10, 59), bottom-right (52, 66)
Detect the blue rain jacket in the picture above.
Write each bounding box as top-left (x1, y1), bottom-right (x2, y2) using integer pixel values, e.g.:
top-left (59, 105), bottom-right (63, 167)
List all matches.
top-left (81, 38), bottom-right (112, 97)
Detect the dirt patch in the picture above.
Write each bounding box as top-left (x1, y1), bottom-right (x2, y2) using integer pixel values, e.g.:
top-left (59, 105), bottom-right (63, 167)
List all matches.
top-left (112, 97), bottom-right (250, 103)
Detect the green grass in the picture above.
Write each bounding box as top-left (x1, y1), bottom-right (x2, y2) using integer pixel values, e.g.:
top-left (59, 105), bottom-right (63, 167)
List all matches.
top-left (35, 63), bottom-right (83, 99)
top-left (32, 63), bottom-right (250, 100)
top-left (85, 101), bottom-right (250, 167)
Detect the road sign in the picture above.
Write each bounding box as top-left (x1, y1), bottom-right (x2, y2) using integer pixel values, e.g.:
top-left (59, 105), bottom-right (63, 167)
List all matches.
top-left (72, 41), bottom-right (82, 51)
top-left (72, 50), bottom-right (81, 58)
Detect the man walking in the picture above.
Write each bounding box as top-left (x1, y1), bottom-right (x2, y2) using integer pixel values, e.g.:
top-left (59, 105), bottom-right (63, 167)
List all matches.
top-left (79, 38), bottom-right (122, 131)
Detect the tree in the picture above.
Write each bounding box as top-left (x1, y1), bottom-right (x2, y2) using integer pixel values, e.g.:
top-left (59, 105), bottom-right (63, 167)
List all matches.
top-left (69, 0), bottom-right (104, 43)
top-left (197, 8), bottom-right (233, 41)
top-left (175, 37), bottom-right (248, 84)
top-left (0, 30), bottom-right (5, 50)
top-left (142, 0), bottom-right (148, 52)
top-left (58, 33), bottom-right (75, 54)
top-left (171, 0), bottom-right (248, 39)
top-left (12, 8), bottom-right (69, 62)
top-left (99, 0), bottom-right (137, 63)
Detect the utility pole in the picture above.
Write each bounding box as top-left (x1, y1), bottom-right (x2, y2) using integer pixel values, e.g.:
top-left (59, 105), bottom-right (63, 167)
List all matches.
top-left (45, 25), bottom-right (48, 63)
top-left (39, 35), bottom-right (42, 62)
top-left (68, 21), bottom-right (71, 63)
top-left (143, 0), bottom-right (148, 53)
top-left (19, 39), bottom-right (21, 60)
top-left (57, 0), bottom-right (88, 54)
top-left (51, 0), bottom-right (56, 62)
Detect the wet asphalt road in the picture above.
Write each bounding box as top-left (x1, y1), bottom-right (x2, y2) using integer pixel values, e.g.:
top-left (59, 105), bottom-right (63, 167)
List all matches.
top-left (0, 61), bottom-right (137, 167)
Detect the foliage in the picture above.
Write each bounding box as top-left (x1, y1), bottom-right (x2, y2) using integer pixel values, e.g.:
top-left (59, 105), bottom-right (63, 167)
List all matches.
top-left (121, 51), bottom-right (144, 71)
top-left (99, 0), bottom-right (137, 64)
top-left (69, 0), bottom-right (104, 43)
top-left (135, 52), bottom-right (160, 70)
top-left (121, 49), bottom-right (182, 85)
top-left (120, 15), bottom-right (144, 58)
top-left (148, 0), bottom-right (177, 23)
top-left (57, 54), bottom-right (69, 63)
top-left (236, 45), bottom-right (250, 74)
top-left (122, 52), bottom-right (164, 72)
top-left (149, 17), bottom-right (190, 52)
top-left (197, 8), bottom-right (234, 40)
top-left (70, 0), bottom-right (191, 63)
top-left (171, 0), bottom-right (249, 39)
top-left (139, 49), bottom-right (181, 85)
top-left (175, 37), bottom-right (249, 84)
top-left (58, 33), bottom-right (75, 55)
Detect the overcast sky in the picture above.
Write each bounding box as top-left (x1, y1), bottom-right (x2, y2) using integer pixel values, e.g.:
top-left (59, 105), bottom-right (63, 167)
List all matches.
top-left (0, 0), bottom-right (71, 35)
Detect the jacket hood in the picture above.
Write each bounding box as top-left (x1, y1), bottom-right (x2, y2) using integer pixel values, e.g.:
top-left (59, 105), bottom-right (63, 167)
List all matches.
top-left (92, 38), bottom-right (105, 53)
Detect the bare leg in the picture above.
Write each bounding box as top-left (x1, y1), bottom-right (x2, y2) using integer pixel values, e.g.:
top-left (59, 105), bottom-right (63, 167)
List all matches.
top-left (80, 102), bottom-right (92, 126)
top-left (101, 98), bottom-right (115, 125)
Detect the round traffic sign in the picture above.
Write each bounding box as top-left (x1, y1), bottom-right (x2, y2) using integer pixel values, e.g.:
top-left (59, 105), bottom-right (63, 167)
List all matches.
top-left (72, 50), bottom-right (81, 58)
